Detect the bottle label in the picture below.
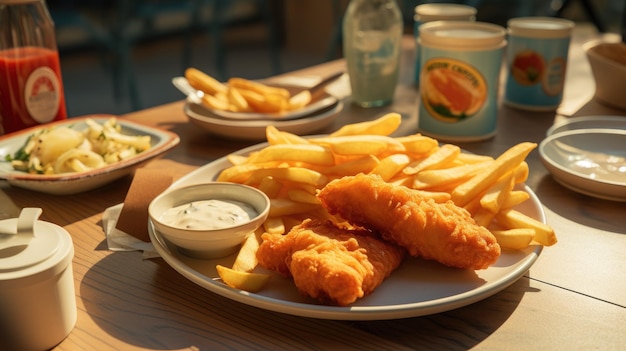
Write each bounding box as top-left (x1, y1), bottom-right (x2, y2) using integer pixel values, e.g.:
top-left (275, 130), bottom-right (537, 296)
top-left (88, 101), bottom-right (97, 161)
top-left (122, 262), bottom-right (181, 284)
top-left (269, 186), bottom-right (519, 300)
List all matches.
top-left (24, 66), bottom-right (61, 123)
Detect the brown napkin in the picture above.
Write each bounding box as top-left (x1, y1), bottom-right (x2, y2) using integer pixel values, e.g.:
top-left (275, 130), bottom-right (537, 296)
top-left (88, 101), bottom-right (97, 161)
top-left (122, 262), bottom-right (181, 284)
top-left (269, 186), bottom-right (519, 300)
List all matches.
top-left (115, 167), bottom-right (172, 242)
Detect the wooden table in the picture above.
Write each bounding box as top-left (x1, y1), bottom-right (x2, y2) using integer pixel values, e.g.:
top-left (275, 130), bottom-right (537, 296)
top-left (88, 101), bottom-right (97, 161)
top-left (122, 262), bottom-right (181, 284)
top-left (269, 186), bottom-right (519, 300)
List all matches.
top-left (2, 23), bottom-right (624, 350)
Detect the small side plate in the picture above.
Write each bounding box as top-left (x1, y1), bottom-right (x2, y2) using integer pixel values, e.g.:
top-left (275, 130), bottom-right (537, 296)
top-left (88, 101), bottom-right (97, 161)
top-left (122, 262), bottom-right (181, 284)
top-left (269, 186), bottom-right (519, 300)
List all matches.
top-left (539, 128), bottom-right (626, 201)
top-left (547, 115), bottom-right (626, 136)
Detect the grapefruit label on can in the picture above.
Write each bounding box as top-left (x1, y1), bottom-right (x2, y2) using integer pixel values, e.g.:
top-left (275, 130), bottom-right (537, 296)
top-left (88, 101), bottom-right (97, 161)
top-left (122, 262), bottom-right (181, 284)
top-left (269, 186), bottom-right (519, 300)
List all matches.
top-left (421, 58), bottom-right (487, 122)
top-left (418, 47), bottom-right (503, 142)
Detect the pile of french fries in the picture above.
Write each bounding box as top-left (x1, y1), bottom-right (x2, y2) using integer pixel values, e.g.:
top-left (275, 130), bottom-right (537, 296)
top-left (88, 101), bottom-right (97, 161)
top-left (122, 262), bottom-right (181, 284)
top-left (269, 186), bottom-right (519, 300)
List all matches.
top-left (185, 67), bottom-right (312, 114)
top-left (215, 113), bottom-right (556, 290)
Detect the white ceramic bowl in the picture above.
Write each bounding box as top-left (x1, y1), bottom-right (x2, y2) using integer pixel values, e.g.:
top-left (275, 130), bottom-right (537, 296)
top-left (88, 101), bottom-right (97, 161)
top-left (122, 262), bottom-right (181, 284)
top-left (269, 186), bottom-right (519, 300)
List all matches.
top-left (148, 183), bottom-right (270, 258)
top-left (546, 115), bottom-right (626, 136)
top-left (539, 128), bottom-right (626, 201)
top-left (583, 37), bottom-right (626, 110)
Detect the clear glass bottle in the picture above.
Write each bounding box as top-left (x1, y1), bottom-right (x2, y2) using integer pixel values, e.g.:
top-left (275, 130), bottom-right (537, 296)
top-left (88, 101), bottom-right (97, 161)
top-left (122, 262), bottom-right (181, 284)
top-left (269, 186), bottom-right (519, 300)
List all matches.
top-left (343, 0), bottom-right (402, 108)
top-left (0, 0), bottom-right (67, 135)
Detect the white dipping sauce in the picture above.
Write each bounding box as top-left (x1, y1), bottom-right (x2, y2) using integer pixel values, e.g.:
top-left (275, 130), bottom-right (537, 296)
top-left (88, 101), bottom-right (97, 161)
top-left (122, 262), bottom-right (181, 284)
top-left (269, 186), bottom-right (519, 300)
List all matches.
top-left (160, 199), bottom-right (257, 230)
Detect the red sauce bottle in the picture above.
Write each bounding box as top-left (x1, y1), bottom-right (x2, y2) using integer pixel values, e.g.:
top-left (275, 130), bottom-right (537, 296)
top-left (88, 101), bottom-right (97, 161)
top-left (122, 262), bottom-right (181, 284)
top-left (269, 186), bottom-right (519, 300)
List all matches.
top-left (0, 0), bottom-right (67, 135)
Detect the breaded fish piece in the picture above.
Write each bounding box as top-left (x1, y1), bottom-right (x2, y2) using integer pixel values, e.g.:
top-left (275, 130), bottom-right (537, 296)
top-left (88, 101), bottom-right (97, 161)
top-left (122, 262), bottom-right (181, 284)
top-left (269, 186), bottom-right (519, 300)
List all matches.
top-left (257, 219), bottom-right (405, 306)
top-left (318, 174), bottom-right (500, 270)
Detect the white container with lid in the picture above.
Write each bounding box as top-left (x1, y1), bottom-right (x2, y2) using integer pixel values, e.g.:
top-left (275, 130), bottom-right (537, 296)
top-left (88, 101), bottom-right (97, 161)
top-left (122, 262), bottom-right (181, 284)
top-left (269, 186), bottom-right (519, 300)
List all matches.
top-left (0, 208), bottom-right (76, 351)
top-left (418, 21), bottom-right (507, 142)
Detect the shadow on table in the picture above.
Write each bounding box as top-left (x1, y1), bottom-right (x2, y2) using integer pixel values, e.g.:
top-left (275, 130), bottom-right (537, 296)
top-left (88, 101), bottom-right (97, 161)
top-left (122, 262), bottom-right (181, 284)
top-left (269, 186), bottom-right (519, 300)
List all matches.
top-left (534, 174), bottom-right (626, 234)
top-left (80, 252), bottom-right (418, 350)
top-left (348, 277), bottom-right (530, 350)
top-left (79, 250), bottom-right (531, 350)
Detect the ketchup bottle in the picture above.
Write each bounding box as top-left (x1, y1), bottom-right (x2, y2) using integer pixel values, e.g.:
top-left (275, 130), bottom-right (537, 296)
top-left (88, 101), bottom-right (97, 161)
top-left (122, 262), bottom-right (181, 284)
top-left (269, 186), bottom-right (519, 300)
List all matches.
top-left (0, 0), bottom-right (67, 135)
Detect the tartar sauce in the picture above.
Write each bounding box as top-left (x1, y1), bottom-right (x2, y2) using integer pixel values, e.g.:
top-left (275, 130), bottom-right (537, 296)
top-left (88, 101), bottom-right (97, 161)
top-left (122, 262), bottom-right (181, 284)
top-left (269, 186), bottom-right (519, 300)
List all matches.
top-left (160, 199), bottom-right (257, 230)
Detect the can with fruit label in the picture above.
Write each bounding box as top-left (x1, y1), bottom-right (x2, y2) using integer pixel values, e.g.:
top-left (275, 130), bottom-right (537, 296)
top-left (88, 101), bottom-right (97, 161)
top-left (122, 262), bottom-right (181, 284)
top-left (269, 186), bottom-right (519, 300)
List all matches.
top-left (504, 17), bottom-right (574, 111)
top-left (418, 21), bottom-right (506, 142)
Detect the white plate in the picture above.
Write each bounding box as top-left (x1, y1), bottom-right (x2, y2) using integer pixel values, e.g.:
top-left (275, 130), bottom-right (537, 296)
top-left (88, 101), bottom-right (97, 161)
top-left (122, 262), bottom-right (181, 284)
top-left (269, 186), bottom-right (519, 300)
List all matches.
top-left (539, 128), bottom-right (626, 201)
top-left (0, 115), bottom-right (180, 195)
top-left (148, 143), bottom-right (545, 321)
top-left (547, 115), bottom-right (626, 136)
top-left (184, 100), bottom-right (343, 141)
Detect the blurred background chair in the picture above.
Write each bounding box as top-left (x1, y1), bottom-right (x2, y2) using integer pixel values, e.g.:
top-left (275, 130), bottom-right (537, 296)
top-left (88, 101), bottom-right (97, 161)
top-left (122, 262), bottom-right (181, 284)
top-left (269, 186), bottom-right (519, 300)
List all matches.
top-left (51, 0), bottom-right (281, 111)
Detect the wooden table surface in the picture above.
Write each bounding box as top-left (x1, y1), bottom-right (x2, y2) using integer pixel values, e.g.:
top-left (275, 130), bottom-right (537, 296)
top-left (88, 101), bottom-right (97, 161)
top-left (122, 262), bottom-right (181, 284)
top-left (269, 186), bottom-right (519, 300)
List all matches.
top-left (1, 24), bottom-right (624, 350)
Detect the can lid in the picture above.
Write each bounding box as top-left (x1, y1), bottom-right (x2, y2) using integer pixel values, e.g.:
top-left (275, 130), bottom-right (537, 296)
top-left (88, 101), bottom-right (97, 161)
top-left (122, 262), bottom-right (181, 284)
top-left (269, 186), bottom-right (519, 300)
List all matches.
top-left (0, 209), bottom-right (73, 282)
top-left (414, 4), bottom-right (477, 22)
top-left (508, 17), bottom-right (575, 39)
top-left (419, 21), bottom-right (506, 50)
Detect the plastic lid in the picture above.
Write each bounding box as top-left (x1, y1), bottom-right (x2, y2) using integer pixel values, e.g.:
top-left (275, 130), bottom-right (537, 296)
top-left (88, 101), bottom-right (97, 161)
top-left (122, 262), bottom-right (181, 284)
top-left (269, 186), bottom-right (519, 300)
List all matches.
top-left (508, 17), bottom-right (574, 39)
top-left (419, 21), bottom-right (506, 50)
top-left (0, 216), bottom-right (73, 284)
top-left (415, 4), bottom-right (476, 21)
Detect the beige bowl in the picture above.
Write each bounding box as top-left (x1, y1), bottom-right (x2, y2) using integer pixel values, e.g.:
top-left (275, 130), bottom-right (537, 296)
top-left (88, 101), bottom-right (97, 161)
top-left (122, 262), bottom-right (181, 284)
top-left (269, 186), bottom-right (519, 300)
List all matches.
top-left (583, 37), bottom-right (626, 110)
top-left (149, 183), bottom-right (270, 259)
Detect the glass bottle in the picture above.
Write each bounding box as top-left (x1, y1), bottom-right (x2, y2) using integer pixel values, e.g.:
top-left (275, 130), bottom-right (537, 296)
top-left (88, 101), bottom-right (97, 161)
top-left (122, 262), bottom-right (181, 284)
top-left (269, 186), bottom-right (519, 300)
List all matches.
top-left (343, 0), bottom-right (402, 108)
top-left (0, 0), bottom-right (67, 135)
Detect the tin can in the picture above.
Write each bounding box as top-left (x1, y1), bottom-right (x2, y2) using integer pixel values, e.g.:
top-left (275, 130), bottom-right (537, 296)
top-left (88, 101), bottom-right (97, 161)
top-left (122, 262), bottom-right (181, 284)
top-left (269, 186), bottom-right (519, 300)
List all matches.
top-left (418, 21), bottom-right (507, 142)
top-left (413, 4), bottom-right (476, 84)
top-left (504, 17), bottom-right (574, 111)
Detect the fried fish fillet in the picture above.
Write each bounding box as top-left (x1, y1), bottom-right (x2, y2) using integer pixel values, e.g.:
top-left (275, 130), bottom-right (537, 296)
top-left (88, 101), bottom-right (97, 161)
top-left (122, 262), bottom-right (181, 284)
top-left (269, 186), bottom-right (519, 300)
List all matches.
top-left (317, 174), bottom-right (500, 270)
top-left (257, 219), bottom-right (405, 306)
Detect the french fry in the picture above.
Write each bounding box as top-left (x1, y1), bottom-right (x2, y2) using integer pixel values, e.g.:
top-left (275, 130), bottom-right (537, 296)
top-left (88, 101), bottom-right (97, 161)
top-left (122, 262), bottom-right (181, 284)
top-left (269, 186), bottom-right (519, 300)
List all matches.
top-left (227, 87), bottom-right (250, 112)
top-left (325, 155), bottom-right (380, 176)
top-left (201, 93), bottom-right (230, 111)
top-left (502, 190), bottom-right (530, 209)
top-left (480, 172), bottom-right (515, 214)
top-left (311, 135), bottom-right (405, 156)
top-left (216, 265), bottom-right (271, 292)
top-left (257, 176), bottom-right (283, 198)
top-left (455, 153), bottom-right (494, 164)
top-left (288, 90), bottom-right (312, 110)
top-left (451, 142), bottom-right (537, 207)
top-left (231, 229), bottom-right (264, 272)
top-left (226, 154), bottom-right (248, 166)
top-left (185, 67), bottom-right (227, 95)
top-left (252, 144), bottom-right (335, 166)
top-left (495, 209), bottom-right (557, 246)
top-left (217, 162), bottom-right (279, 183)
top-left (491, 228), bottom-right (535, 250)
top-left (263, 216), bottom-right (285, 235)
top-left (330, 112), bottom-right (402, 136)
top-left (370, 153), bottom-right (411, 181)
top-left (412, 161), bottom-right (491, 190)
top-left (235, 88), bottom-right (273, 112)
top-left (265, 125), bottom-right (309, 145)
top-left (228, 77), bottom-right (290, 99)
top-left (287, 188), bottom-right (321, 204)
top-left (247, 167), bottom-right (328, 187)
top-left (395, 134), bottom-right (439, 155)
top-left (403, 144), bottom-right (461, 175)
top-left (269, 198), bottom-right (320, 217)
